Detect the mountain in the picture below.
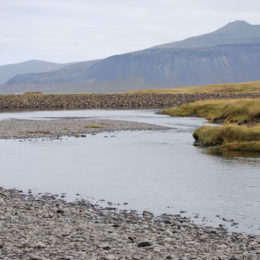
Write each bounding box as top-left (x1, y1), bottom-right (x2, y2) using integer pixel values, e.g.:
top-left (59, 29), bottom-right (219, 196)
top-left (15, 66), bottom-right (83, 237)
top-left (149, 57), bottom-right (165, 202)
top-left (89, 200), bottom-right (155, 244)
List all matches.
top-left (1, 20), bottom-right (260, 94)
top-left (152, 20), bottom-right (260, 49)
top-left (6, 60), bottom-right (100, 85)
top-left (0, 60), bottom-right (64, 85)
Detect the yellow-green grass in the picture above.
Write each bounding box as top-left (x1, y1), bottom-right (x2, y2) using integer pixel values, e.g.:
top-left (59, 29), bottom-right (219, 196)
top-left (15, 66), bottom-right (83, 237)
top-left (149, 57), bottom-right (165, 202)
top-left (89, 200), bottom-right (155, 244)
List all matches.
top-left (164, 98), bottom-right (260, 152)
top-left (125, 81), bottom-right (260, 95)
top-left (164, 98), bottom-right (260, 125)
top-left (85, 125), bottom-right (100, 129)
top-left (23, 130), bottom-right (50, 135)
top-left (23, 92), bottom-right (44, 95)
top-left (193, 125), bottom-right (260, 152)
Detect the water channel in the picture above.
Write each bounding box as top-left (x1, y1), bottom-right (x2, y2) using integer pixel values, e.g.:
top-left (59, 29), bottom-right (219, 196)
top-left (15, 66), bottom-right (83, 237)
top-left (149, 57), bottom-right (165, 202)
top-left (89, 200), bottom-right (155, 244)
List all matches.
top-left (0, 109), bottom-right (259, 234)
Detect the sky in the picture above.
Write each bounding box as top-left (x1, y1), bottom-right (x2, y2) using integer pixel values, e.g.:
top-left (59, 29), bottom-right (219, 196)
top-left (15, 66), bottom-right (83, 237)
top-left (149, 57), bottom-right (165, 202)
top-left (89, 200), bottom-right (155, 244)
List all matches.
top-left (1, 0), bottom-right (260, 65)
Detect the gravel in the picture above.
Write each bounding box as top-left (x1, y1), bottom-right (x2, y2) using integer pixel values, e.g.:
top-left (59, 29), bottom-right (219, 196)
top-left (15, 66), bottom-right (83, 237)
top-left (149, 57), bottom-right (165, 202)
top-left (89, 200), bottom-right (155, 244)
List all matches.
top-left (0, 188), bottom-right (259, 259)
top-left (0, 119), bottom-right (169, 139)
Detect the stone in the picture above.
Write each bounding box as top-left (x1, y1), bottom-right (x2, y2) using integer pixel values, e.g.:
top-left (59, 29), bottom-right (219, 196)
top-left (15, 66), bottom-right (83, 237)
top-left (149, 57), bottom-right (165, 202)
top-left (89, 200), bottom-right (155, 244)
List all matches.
top-left (137, 242), bottom-right (152, 247)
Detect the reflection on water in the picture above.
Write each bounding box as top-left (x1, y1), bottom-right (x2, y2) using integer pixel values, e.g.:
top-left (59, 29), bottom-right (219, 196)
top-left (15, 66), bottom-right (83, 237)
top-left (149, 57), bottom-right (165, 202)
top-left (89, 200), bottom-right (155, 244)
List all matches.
top-left (204, 148), bottom-right (260, 161)
top-left (0, 109), bottom-right (259, 235)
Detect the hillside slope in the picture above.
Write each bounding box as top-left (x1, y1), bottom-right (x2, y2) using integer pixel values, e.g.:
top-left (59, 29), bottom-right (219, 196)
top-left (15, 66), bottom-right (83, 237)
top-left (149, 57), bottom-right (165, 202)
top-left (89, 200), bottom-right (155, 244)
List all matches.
top-left (1, 20), bottom-right (260, 94)
top-left (0, 60), bottom-right (64, 85)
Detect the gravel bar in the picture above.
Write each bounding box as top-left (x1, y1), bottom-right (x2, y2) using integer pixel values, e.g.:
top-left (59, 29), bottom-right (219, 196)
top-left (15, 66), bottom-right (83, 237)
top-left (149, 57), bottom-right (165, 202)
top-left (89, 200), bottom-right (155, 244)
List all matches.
top-left (0, 188), bottom-right (259, 259)
top-left (0, 119), bottom-right (169, 139)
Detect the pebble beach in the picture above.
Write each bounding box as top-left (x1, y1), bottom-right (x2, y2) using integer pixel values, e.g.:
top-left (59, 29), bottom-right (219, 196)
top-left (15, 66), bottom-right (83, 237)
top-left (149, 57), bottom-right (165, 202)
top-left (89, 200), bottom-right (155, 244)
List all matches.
top-left (1, 188), bottom-right (260, 260)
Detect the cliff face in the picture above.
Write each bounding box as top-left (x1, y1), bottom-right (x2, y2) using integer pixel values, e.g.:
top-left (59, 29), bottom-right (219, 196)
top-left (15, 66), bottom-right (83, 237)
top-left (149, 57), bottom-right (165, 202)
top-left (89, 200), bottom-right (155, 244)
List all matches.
top-left (1, 21), bottom-right (260, 94)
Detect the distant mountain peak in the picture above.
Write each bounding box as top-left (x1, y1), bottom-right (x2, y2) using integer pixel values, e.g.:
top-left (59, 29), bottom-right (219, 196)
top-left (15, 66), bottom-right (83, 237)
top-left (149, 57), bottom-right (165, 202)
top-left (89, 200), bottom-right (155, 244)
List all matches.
top-left (226, 20), bottom-right (250, 26)
top-left (216, 20), bottom-right (252, 33)
top-left (152, 20), bottom-right (260, 49)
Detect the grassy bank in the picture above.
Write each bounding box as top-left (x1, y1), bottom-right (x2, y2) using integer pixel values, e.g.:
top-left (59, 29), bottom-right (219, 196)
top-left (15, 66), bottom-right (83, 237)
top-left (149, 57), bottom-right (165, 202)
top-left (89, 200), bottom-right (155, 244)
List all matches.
top-left (163, 98), bottom-right (260, 152)
top-left (193, 125), bottom-right (260, 152)
top-left (164, 98), bottom-right (260, 125)
top-left (127, 81), bottom-right (260, 95)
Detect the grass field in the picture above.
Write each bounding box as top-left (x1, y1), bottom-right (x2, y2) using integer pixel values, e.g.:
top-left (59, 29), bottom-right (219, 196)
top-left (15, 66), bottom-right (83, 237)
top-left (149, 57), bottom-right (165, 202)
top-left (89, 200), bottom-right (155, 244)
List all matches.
top-left (163, 98), bottom-right (260, 125)
top-left (126, 81), bottom-right (260, 95)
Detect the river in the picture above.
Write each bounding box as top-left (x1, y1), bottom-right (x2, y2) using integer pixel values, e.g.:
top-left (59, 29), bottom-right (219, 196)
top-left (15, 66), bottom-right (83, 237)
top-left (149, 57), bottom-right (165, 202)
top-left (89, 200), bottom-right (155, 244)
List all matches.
top-left (0, 109), bottom-right (259, 234)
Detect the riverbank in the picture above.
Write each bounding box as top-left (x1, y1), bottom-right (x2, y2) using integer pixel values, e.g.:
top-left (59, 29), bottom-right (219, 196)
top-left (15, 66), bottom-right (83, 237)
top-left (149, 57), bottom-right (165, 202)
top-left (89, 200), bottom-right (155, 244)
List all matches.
top-left (0, 119), bottom-right (168, 139)
top-left (1, 93), bottom-right (260, 112)
top-left (163, 98), bottom-right (260, 152)
top-left (127, 81), bottom-right (260, 95)
top-left (0, 187), bottom-right (259, 259)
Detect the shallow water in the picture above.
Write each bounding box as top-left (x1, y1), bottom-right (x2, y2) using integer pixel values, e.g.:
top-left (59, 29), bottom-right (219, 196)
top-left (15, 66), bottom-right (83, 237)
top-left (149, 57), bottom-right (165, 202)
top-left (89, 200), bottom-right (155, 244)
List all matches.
top-left (0, 109), bottom-right (259, 234)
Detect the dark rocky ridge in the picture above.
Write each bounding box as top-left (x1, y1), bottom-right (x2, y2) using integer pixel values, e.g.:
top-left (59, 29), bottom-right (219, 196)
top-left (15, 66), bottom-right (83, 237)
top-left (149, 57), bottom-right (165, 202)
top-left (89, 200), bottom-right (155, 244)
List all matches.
top-left (1, 93), bottom-right (260, 112)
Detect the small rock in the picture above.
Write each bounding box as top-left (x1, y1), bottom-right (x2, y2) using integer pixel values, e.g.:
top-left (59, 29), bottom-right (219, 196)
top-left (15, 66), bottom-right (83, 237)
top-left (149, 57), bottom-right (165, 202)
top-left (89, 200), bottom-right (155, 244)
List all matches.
top-left (56, 209), bottom-right (64, 214)
top-left (137, 242), bottom-right (152, 247)
top-left (36, 242), bottom-right (46, 249)
top-left (99, 243), bottom-right (111, 250)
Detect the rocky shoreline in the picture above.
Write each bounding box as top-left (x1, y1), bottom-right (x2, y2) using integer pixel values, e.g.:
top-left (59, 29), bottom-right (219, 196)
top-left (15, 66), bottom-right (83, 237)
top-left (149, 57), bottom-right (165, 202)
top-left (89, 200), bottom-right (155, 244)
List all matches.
top-left (0, 187), bottom-right (259, 260)
top-left (0, 119), bottom-right (168, 139)
top-left (1, 93), bottom-right (260, 112)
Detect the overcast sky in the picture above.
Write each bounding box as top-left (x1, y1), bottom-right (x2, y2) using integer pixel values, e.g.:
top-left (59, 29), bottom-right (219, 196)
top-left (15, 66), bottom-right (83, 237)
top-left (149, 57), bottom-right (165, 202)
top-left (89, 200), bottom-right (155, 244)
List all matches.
top-left (1, 0), bottom-right (260, 65)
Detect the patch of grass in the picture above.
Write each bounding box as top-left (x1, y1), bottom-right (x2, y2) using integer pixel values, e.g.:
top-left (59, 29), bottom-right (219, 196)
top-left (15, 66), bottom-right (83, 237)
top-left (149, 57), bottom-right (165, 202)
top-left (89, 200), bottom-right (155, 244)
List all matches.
top-left (163, 98), bottom-right (260, 125)
top-left (23, 92), bottom-right (44, 95)
top-left (101, 122), bottom-right (112, 126)
top-left (24, 130), bottom-right (50, 135)
top-left (126, 81), bottom-right (260, 95)
top-left (85, 125), bottom-right (100, 129)
top-left (221, 141), bottom-right (260, 152)
top-left (193, 125), bottom-right (260, 152)
top-left (164, 98), bottom-right (260, 153)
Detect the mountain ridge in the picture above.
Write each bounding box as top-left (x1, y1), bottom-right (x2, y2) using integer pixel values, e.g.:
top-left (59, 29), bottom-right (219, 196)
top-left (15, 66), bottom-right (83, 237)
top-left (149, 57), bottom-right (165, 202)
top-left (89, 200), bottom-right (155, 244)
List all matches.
top-left (152, 20), bottom-right (260, 49)
top-left (1, 20), bottom-right (260, 94)
top-left (0, 60), bottom-right (65, 85)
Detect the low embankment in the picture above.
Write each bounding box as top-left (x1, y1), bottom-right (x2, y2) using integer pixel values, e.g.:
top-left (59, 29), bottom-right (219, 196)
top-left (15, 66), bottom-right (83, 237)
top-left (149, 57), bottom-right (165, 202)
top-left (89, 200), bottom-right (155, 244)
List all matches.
top-left (1, 92), bottom-right (260, 112)
top-left (164, 98), bottom-right (260, 152)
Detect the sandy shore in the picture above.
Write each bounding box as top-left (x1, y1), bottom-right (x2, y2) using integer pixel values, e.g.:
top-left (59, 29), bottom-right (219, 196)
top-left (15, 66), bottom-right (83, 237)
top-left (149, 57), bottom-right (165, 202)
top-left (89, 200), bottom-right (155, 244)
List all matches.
top-left (0, 119), bottom-right (169, 139)
top-left (0, 188), bottom-right (259, 259)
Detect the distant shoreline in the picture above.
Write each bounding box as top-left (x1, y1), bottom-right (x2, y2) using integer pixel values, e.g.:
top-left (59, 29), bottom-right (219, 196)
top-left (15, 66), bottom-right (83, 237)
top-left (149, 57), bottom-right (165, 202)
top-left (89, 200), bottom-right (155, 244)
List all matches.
top-left (1, 93), bottom-right (260, 112)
